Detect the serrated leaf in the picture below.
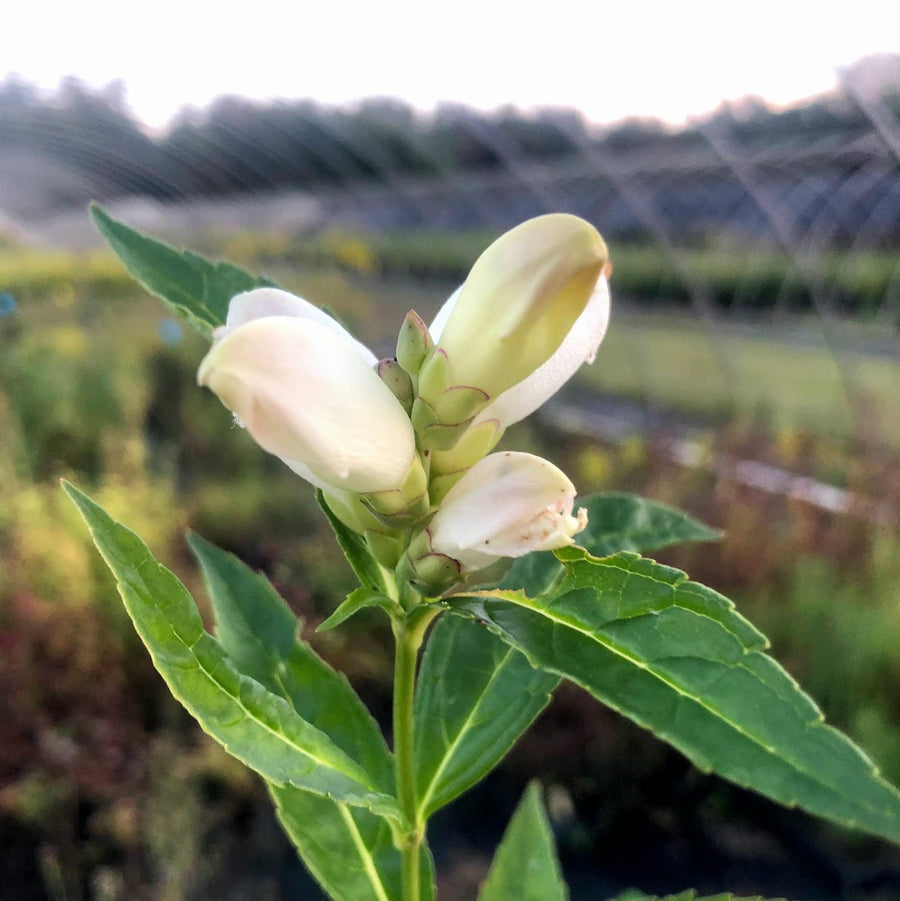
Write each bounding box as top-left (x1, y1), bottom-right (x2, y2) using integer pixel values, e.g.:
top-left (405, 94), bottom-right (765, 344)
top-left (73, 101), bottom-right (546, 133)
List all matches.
top-left (577, 492), bottom-right (721, 556)
top-left (63, 482), bottom-right (398, 820)
top-left (186, 533), bottom-right (434, 899)
top-left (414, 616), bottom-right (557, 818)
top-left (187, 532), bottom-right (392, 789)
top-left (502, 492), bottom-right (721, 596)
top-left (90, 203), bottom-right (273, 337)
top-left (478, 782), bottom-right (568, 901)
top-left (271, 787), bottom-right (436, 901)
top-left (450, 546), bottom-right (900, 844)
top-left (316, 490), bottom-right (387, 594)
top-left (318, 586), bottom-right (395, 633)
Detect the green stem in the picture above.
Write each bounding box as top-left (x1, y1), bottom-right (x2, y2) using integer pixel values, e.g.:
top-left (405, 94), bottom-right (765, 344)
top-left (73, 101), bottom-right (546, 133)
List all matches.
top-left (392, 607), bottom-right (439, 901)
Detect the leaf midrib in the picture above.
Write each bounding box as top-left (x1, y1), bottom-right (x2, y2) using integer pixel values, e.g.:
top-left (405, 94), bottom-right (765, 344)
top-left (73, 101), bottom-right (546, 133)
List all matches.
top-left (116, 559), bottom-right (378, 796)
top-left (337, 806), bottom-right (393, 901)
top-left (485, 588), bottom-right (891, 815)
top-left (417, 644), bottom-right (523, 815)
top-left (207, 576), bottom-right (393, 791)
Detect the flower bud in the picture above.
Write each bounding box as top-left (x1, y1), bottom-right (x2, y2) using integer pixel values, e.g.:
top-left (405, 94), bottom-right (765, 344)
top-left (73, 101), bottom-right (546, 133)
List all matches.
top-left (420, 215), bottom-right (608, 408)
top-left (396, 309), bottom-right (433, 376)
top-left (428, 451), bottom-right (588, 572)
top-left (399, 529), bottom-right (463, 596)
top-left (424, 270), bottom-right (611, 471)
top-left (198, 316), bottom-right (416, 493)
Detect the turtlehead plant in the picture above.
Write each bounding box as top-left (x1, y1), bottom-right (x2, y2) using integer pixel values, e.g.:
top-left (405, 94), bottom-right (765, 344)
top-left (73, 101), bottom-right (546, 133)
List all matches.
top-left (195, 213), bottom-right (607, 590)
top-left (67, 206), bottom-right (900, 901)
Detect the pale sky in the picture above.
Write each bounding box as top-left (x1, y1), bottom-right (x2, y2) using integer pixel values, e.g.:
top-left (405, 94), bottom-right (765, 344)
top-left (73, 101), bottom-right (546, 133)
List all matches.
top-left (6, 0), bottom-right (899, 129)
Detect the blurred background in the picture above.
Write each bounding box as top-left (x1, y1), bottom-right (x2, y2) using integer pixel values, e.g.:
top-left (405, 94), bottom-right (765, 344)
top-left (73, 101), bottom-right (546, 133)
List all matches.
top-left (2, 2), bottom-right (899, 898)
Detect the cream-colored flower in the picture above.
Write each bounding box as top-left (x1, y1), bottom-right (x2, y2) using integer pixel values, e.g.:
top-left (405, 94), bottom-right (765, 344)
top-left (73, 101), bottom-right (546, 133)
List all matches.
top-left (198, 305), bottom-right (416, 494)
top-left (427, 451), bottom-right (588, 572)
top-left (419, 214), bottom-right (608, 410)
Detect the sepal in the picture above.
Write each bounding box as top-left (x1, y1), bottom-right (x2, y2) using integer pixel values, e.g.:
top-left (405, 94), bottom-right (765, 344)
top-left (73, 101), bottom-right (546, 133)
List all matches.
top-left (400, 529), bottom-right (463, 596)
top-left (361, 454), bottom-right (430, 526)
top-left (377, 357), bottom-right (414, 413)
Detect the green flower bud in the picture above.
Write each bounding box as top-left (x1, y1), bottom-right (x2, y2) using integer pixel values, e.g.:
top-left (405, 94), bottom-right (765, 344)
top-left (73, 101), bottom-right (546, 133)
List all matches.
top-left (400, 529), bottom-right (463, 596)
top-left (396, 309), bottom-right (433, 376)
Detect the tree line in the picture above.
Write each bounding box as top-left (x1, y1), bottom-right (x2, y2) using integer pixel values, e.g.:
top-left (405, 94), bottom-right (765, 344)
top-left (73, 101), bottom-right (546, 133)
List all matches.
top-left (1, 75), bottom-right (895, 211)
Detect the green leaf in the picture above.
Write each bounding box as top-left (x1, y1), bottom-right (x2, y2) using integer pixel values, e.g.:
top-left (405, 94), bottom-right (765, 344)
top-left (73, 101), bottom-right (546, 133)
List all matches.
top-left (318, 586), bottom-right (396, 633)
top-left (478, 782), bottom-right (568, 901)
top-left (502, 492), bottom-right (720, 596)
top-left (414, 616), bottom-right (558, 818)
top-left (63, 482), bottom-right (398, 819)
top-left (316, 490), bottom-right (387, 594)
top-left (576, 492), bottom-right (721, 556)
top-left (271, 787), bottom-right (436, 901)
top-left (187, 532), bottom-right (392, 789)
top-left (450, 546), bottom-right (900, 844)
top-left (186, 533), bottom-right (433, 898)
top-left (90, 203), bottom-right (273, 337)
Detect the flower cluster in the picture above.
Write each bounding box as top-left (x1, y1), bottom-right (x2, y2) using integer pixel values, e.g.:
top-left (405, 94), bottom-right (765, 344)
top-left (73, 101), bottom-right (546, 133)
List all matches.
top-left (198, 214), bottom-right (610, 595)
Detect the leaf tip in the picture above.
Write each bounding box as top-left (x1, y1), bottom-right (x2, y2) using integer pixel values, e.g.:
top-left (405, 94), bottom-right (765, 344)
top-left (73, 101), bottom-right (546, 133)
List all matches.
top-left (60, 478), bottom-right (88, 510)
top-left (89, 201), bottom-right (112, 232)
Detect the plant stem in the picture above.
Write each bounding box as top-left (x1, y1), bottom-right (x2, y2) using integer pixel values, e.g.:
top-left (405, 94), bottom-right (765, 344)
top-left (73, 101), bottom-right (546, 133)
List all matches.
top-left (393, 608), bottom-right (439, 901)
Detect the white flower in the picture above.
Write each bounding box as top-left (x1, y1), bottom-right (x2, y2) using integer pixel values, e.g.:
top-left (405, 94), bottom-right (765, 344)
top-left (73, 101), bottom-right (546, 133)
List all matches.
top-left (427, 451), bottom-right (588, 572)
top-left (197, 290), bottom-right (416, 494)
top-left (432, 272), bottom-right (611, 432)
top-left (220, 287), bottom-right (377, 365)
top-left (419, 214), bottom-right (608, 407)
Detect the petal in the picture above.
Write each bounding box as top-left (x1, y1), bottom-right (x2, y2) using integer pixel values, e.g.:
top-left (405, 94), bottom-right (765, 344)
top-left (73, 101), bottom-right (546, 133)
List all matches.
top-left (476, 274), bottom-right (610, 428)
top-left (427, 284), bottom-right (462, 343)
top-left (423, 215), bottom-right (608, 401)
top-left (198, 316), bottom-right (415, 493)
top-left (222, 287), bottom-right (377, 366)
top-left (429, 451), bottom-right (587, 571)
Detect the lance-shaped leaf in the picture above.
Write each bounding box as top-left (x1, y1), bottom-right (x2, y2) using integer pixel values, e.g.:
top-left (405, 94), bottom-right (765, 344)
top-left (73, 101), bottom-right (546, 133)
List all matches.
top-left (271, 788), bottom-right (436, 901)
top-left (414, 493), bottom-right (716, 818)
top-left (574, 492), bottom-right (721, 557)
top-left (317, 490), bottom-right (388, 595)
top-left (187, 533), bottom-right (434, 900)
top-left (91, 203), bottom-right (273, 337)
top-left (317, 586), bottom-right (395, 633)
top-left (414, 616), bottom-right (558, 818)
top-left (502, 492), bottom-right (720, 596)
top-left (63, 482), bottom-right (398, 820)
top-left (450, 547), bottom-right (900, 844)
top-left (478, 782), bottom-right (568, 901)
top-left (187, 532), bottom-right (392, 789)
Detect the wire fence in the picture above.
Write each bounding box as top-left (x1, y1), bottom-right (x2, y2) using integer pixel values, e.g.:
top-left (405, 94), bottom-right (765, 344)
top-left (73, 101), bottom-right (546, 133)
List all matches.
top-left (3, 66), bottom-right (899, 449)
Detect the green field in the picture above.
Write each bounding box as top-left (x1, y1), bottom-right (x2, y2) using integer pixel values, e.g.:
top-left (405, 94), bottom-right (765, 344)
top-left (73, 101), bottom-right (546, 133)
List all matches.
top-left (2, 250), bottom-right (900, 897)
top-left (580, 305), bottom-right (900, 448)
